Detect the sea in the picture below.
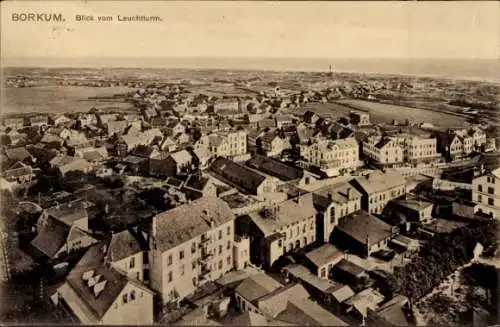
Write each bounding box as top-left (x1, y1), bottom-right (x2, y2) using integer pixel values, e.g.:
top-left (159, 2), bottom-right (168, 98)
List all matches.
top-left (2, 57), bottom-right (500, 83)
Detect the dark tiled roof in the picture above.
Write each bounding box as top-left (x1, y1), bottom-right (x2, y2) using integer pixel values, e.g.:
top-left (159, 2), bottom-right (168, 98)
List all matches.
top-left (374, 137), bottom-right (393, 149)
top-left (153, 197), bottom-right (234, 252)
top-left (210, 157), bottom-right (267, 195)
top-left (235, 273), bottom-right (283, 303)
top-left (4, 147), bottom-right (31, 162)
top-left (333, 259), bottom-right (366, 277)
top-left (31, 216), bottom-right (69, 258)
top-left (246, 155), bottom-right (303, 182)
top-left (336, 210), bottom-right (394, 246)
top-left (107, 230), bottom-right (142, 263)
top-left (44, 199), bottom-right (88, 226)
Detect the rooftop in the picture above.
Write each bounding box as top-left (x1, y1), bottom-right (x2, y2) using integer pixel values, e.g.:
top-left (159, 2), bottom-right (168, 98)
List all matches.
top-left (312, 181), bottom-right (362, 209)
top-left (351, 169), bottom-right (406, 195)
top-left (336, 210), bottom-right (395, 246)
top-left (304, 244), bottom-right (344, 268)
top-left (152, 197), bottom-right (235, 252)
top-left (246, 155), bottom-right (303, 182)
top-left (235, 273), bottom-right (283, 303)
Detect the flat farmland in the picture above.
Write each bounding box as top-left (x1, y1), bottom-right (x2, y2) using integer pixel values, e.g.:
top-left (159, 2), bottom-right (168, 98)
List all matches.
top-left (1, 86), bottom-right (135, 114)
top-left (299, 99), bottom-right (468, 128)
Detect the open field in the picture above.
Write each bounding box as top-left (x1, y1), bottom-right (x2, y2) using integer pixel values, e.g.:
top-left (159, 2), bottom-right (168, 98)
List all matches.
top-left (1, 86), bottom-right (135, 114)
top-left (338, 99), bottom-right (468, 127)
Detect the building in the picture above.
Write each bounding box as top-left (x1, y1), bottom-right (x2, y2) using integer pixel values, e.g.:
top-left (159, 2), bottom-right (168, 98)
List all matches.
top-left (350, 169), bottom-right (407, 214)
top-left (282, 264), bottom-right (355, 309)
top-left (259, 131), bottom-right (291, 157)
top-left (0, 162), bottom-right (39, 193)
top-left (149, 150), bottom-right (194, 177)
top-left (363, 136), bottom-right (404, 166)
top-left (3, 117), bottom-right (25, 130)
top-left (106, 230), bottom-right (147, 283)
top-left (311, 182), bottom-right (362, 242)
top-left (195, 130), bottom-right (247, 158)
top-left (303, 111), bottom-right (321, 125)
top-left (385, 196), bottom-right (434, 223)
top-left (234, 274), bottom-right (347, 325)
top-left (32, 200), bottom-right (96, 262)
top-left (213, 98), bottom-right (240, 113)
top-left (349, 111), bottom-right (370, 126)
top-left (181, 174), bottom-right (218, 200)
top-left (209, 157), bottom-right (277, 196)
top-left (344, 288), bottom-right (385, 323)
top-left (49, 156), bottom-right (92, 177)
top-left (148, 197), bottom-right (248, 303)
top-left (367, 295), bottom-right (415, 327)
top-left (332, 210), bottom-right (397, 257)
top-left (302, 244), bottom-right (344, 279)
top-left (105, 120), bottom-right (129, 136)
top-left (471, 167), bottom-right (500, 218)
top-left (246, 155), bottom-right (304, 182)
top-left (236, 193), bottom-right (316, 268)
top-left (389, 133), bottom-right (439, 164)
top-left (300, 138), bottom-right (359, 174)
top-left (53, 242), bottom-right (154, 325)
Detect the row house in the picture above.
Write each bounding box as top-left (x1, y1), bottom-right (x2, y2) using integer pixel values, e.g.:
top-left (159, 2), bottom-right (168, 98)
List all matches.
top-left (300, 137), bottom-right (359, 173)
top-left (236, 193), bottom-right (317, 268)
top-left (363, 136), bottom-right (404, 166)
top-left (437, 127), bottom-right (487, 159)
top-left (148, 197), bottom-right (249, 303)
top-left (350, 169), bottom-right (407, 214)
top-left (213, 98), bottom-right (240, 113)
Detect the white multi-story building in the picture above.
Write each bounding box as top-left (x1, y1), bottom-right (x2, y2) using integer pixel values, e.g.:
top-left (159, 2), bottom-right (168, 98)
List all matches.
top-left (363, 136), bottom-right (404, 166)
top-left (471, 167), bottom-right (500, 218)
top-left (390, 133), bottom-right (439, 164)
top-left (195, 130), bottom-right (247, 158)
top-left (300, 137), bottom-right (359, 173)
top-left (148, 197), bottom-right (249, 304)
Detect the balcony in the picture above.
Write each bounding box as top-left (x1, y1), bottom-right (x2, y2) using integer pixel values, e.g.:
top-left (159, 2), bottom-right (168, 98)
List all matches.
top-left (199, 250), bottom-right (213, 261)
top-left (199, 235), bottom-right (211, 246)
top-left (199, 267), bottom-right (212, 279)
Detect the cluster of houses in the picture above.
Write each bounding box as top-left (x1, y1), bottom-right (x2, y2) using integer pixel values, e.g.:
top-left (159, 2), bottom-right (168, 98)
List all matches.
top-left (1, 84), bottom-right (497, 326)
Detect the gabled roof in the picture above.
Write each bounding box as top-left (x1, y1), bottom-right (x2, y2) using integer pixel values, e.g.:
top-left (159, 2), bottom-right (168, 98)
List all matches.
top-left (235, 273), bottom-right (283, 303)
top-left (335, 210), bottom-right (394, 246)
top-left (107, 230), bottom-right (142, 263)
top-left (257, 284), bottom-right (309, 318)
top-left (152, 197), bottom-right (234, 252)
top-left (333, 259), bottom-right (366, 277)
top-left (44, 199), bottom-right (88, 226)
top-left (245, 193), bottom-right (315, 236)
top-left (4, 147), bottom-right (32, 162)
top-left (351, 169), bottom-right (406, 195)
top-left (304, 244), bottom-right (343, 268)
top-left (209, 157), bottom-right (267, 195)
top-left (373, 294), bottom-right (413, 326)
top-left (246, 155), bottom-right (303, 182)
top-left (169, 149), bottom-right (193, 165)
top-left (276, 297), bottom-right (348, 326)
top-left (31, 216), bottom-right (70, 258)
top-left (345, 288), bottom-right (385, 317)
top-left (312, 181), bottom-right (362, 210)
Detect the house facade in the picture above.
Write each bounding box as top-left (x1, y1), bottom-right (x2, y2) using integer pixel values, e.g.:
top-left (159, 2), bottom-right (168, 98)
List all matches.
top-left (300, 137), bottom-right (359, 172)
top-left (471, 167), bottom-right (500, 218)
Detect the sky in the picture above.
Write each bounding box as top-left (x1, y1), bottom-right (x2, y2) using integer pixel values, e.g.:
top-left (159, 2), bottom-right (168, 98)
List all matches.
top-left (1, 1), bottom-right (499, 62)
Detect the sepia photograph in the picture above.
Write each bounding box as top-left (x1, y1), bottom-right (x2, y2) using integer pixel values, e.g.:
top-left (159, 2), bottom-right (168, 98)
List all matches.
top-left (0, 0), bottom-right (499, 325)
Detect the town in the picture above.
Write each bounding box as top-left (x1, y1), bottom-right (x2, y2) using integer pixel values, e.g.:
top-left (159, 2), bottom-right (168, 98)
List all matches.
top-left (1, 69), bottom-right (499, 326)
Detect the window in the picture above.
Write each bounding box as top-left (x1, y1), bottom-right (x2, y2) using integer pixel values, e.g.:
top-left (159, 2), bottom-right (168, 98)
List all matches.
top-left (136, 271), bottom-right (140, 280)
top-left (218, 230), bottom-right (222, 240)
top-left (192, 277), bottom-right (197, 287)
top-left (278, 239), bottom-right (283, 247)
top-left (168, 271), bottom-right (173, 282)
top-left (179, 250), bottom-right (184, 260)
top-left (191, 242), bottom-right (196, 254)
top-left (219, 245), bottom-right (223, 254)
top-left (192, 261), bottom-right (197, 270)
top-left (227, 256), bottom-right (231, 265)
top-left (167, 254), bottom-right (173, 266)
top-left (130, 290), bottom-right (136, 301)
top-left (227, 240), bottom-right (231, 250)
top-left (227, 226), bottom-right (231, 235)
top-left (310, 222), bottom-right (314, 230)
top-left (488, 198), bottom-right (494, 206)
top-left (129, 256), bottom-right (135, 269)
top-left (478, 195), bottom-right (482, 202)
top-left (320, 267), bottom-right (326, 278)
top-left (123, 293), bottom-right (128, 304)
top-left (218, 260), bottom-right (223, 270)
top-left (488, 187), bottom-right (494, 194)
top-left (478, 185), bottom-right (483, 192)
top-left (302, 224), bottom-right (306, 233)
